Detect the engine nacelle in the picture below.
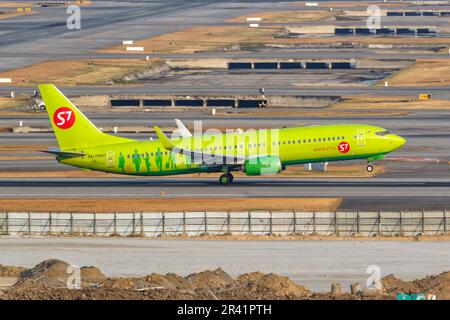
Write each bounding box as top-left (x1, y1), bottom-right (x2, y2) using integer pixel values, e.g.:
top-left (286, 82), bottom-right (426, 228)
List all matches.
top-left (244, 156), bottom-right (282, 176)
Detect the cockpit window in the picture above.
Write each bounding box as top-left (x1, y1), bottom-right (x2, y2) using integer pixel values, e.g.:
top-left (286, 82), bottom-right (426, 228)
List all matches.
top-left (375, 131), bottom-right (390, 136)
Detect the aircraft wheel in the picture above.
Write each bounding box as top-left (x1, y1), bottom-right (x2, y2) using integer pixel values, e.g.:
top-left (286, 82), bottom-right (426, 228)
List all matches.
top-left (229, 173), bottom-right (234, 183)
top-left (366, 164), bottom-right (374, 172)
top-left (219, 173), bottom-right (232, 185)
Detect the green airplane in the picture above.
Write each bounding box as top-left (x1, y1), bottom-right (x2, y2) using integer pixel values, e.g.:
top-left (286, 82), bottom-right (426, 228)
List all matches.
top-left (39, 84), bottom-right (406, 184)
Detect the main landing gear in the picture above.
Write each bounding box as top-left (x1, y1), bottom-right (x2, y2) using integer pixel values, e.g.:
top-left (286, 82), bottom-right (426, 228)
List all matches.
top-left (366, 162), bottom-right (374, 172)
top-left (219, 172), bottom-right (234, 185)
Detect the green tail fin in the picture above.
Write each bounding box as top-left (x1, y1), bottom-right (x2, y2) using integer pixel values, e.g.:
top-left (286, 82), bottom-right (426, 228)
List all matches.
top-left (39, 84), bottom-right (132, 151)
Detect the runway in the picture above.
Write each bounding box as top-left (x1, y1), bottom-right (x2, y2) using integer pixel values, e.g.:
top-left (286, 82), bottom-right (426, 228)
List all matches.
top-left (0, 177), bottom-right (449, 210)
top-left (1, 238), bottom-right (449, 292)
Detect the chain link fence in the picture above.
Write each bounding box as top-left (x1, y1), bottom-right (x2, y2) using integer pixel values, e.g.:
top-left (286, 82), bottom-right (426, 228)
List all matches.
top-left (0, 211), bottom-right (448, 237)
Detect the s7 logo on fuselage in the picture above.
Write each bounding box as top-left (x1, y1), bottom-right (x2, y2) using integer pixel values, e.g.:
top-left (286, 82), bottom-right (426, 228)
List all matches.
top-left (338, 141), bottom-right (350, 153)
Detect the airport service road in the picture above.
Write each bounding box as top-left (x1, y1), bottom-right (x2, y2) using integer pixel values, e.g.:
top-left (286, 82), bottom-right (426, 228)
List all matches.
top-left (5, 85), bottom-right (450, 99)
top-left (0, 238), bottom-right (449, 292)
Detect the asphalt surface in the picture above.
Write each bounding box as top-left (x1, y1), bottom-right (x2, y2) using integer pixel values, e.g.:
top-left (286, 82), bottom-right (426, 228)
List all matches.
top-left (1, 238), bottom-right (449, 292)
top-left (0, 177), bottom-right (448, 210)
top-left (5, 85), bottom-right (450, 99)
top-left (1, 109), bottom-right (449, 210)
top-left (1, 0), bottom-right (450, 71)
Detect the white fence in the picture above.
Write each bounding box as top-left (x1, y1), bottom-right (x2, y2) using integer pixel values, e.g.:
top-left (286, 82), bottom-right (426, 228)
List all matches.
top-left (0, 211), bottom-right (448, 237)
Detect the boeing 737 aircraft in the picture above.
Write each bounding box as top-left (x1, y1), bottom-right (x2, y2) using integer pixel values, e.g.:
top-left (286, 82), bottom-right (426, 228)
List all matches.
top-left (39, 84), bottom-right (406, 184)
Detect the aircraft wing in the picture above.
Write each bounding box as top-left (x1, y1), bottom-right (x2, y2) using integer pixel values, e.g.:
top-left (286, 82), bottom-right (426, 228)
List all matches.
top-left (154, 126), bottom-right (246, 166)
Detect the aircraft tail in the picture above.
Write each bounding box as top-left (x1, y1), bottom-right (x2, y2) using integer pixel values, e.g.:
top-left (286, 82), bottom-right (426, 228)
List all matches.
top-left (39, 84), bottom-right (132, 151)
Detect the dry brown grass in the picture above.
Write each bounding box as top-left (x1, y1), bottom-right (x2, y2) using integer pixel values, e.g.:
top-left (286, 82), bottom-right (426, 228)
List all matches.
top-left (0, 156), bottom-right (51, 161)
top-left (0, 97), bottom-right (28, 109)
top-left (0, 2), bottom-right (32, 8)
top-left (295, 1), bottom-right (403, 8)
top-left (332, 95), bottom-right (450, 110)
top-left (99, 24), bottom-right (450, 55)
top-left (0, 197), bottom-right (342, 212)
top-left (228, 10), bottom-right (338, 23)
top-left (0, 59), bottom-right (159, 86)
top-left (99, 26), bottom-right (279, 54)
top-left (379, 59), bottom-right (450, 87)
top-left (0, 145), bottom-right (48, 153)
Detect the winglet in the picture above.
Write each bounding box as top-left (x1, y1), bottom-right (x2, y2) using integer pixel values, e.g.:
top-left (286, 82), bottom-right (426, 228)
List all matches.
top-left (154, 126), bottom-right (174, 150)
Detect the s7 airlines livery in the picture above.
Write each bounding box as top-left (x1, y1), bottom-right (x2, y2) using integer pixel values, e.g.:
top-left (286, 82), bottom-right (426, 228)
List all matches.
top-left (39, 84), bottom-right (406, 184)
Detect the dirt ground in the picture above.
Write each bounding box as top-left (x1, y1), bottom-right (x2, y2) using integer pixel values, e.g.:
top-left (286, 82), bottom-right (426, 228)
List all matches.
top-left (379, 59), bottom-right (450, 87)
top-left (0, 1), bottom-right (33, 7)
top-left (296, 1), bottom-right (403, 8)
top-left (0, 96), bottom-right (30, 110)
top-left (99, 26), bottom-right (280, 54)
top-left (0, 259), bottom-right (448, 300)
top-left (331, 95), bottom-right (450, 110)
top-left (100, 24), bottom-right (450, 55)
top-left (0, 59), bottom-right (159, 86)
top-left (0, 145), bottom-right (48, 153)
top-left (227, 10), bottom-right (339, 23)
top-left (0, 197), bottom-right (342, 212)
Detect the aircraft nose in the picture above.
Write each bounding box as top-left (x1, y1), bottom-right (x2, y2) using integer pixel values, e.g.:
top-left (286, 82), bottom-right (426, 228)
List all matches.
top-left (390, 135), bottom-right (406, 149)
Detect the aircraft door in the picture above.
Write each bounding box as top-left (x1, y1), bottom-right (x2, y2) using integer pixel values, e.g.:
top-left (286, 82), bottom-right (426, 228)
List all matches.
top-left (106, 151), bottom-right (115, 167)
top-left (357, 128), bottom-right (366, 146)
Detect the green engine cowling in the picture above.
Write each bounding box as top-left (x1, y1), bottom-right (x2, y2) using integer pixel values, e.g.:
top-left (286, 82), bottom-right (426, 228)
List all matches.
top-left (244, 156), bottom-right (282, 176)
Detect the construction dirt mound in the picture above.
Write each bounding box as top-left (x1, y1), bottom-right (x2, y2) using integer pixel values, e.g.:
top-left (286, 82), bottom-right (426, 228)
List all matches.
top-left (234, 272), bottom-right (311, 299)
top-left (14, 259), bottom-right (107, 290)
top-left (0, 265), bottom-right (26, 277)
top-left (0, 259), bottom-right (449, 300)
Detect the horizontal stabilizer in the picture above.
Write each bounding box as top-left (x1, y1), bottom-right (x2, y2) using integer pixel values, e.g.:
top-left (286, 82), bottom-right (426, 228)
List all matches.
top-left (42, 148), bottom-right (85, 159)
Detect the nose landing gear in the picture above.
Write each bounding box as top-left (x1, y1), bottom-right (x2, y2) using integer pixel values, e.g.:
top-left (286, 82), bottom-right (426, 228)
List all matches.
top-left (219, 172), bottom-right (234, 185)
top-left (366, 163), bottom-right (374, 172)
